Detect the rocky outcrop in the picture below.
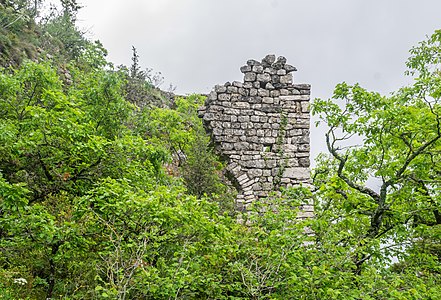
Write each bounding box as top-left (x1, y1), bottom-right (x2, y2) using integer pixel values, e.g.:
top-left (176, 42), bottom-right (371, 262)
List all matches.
top-left (198, 55), bottom-right (312, 216)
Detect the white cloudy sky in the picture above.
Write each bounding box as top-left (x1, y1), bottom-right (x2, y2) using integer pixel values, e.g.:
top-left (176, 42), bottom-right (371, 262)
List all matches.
top-left (76, 0), bottom-right (441, 160)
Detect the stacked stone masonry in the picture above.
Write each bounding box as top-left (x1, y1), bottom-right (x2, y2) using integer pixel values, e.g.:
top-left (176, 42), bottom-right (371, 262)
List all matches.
top-left (198, 54), bottom-right (313, 218)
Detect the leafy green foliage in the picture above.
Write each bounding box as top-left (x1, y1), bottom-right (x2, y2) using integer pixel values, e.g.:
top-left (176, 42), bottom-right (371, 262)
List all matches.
top-left (312, 29), bottom-right (441, 282)
top-left (0, 27), bottom-right (233, 299)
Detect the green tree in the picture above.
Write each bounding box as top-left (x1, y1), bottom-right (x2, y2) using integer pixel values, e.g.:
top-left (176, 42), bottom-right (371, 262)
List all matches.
top-left (0, 60), bottom-right (169, 298)
top-left (312, 29), bottom-right (441, 278)
top-left (119, 46), bottom-right (171, 108)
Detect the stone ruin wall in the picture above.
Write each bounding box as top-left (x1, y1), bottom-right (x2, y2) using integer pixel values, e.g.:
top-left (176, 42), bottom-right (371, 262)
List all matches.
top-left (198, 55), bottom-right (313, 218)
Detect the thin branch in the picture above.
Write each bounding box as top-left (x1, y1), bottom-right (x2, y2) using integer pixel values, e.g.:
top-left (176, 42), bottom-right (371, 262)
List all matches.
top-left (326, 130), bottom-right (381, 203)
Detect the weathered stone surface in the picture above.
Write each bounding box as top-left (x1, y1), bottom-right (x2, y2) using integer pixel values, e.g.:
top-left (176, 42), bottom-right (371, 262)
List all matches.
top-left (232, 81), bottom-right (243, 88)
top-left (284, 64), bottom-right (297, 72)
top-left (282, 167), bottom-right (310, 179)
top-left (257, 73), bottom-right (271, 82)
top-left (272, 56), bottom-right (287, 69)
top-left (215, 85), bottom-right (227, 93)
top-left (277, 69), bottom-right (287, 75)
top-left (198, 55), bottom-right (312, 218)
top-left (218, 93), bottom-right (231, 101)
top-left (265, 82), bottom-right (275, 90)
top-left (262, 54), bottom-right (276, 66)
top-left (280, 74), bottom-right (293, 84)
top-left (244, 72), bottom-right (256, 82)
top-left (252, 65), bottom-right (264, 73)
top-left (240, 65), bottom-right (252, 73)
top-left (247, 59), bottom-right (261, 66)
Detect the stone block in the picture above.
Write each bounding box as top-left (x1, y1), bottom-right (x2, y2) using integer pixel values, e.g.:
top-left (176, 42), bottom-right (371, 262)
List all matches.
top-left (247, 59), bottom-right (261, 66)
top-left (284, 64), bottom-right (297, 72)
top-left (238, 115), bottom-right (250, 122)
top-left (257, 73), bottom-right (271, 82)
top-left (218, 93), bottom-right (231, 101)
top-left (248, 168), bottom-right (263, 178)
top-left (283, 167), bottom-right (310, 179)
top-left (224, 108), bottom-right (240, 115)
top-left (301, 101), bottom-right (310, 112)
top-left (203, 112), bottom-right (216, 121)
top-left (252, 65), bottom-right (264, 73)
top-left (221, 101), bottom-right (232, 107)
top-left (277, 69), bottom-right (287, 75)
top-left (261, 105), bottom-right (279, 113)
top-left (262, 54), bottom-right (276, 66)
top-left (233, 102), bottom-right (251, 109)
top-left (265, 82), bottom-right (275, 90)
top-left (238, 88), bottom-right (248, 96)
top-left (241, 109), bottom-right (254, 115)
top-left (264, 67), bottom-right (276, 75)
top-left (271, 75), bottom-right (280, 84)
top-left (272, 56), bottom-right (287, 68)
top-left (224, 128), bottom-right (233, 135)
top-left (280, 74), bottom-right (292, 84)
top-left (244, 72), bottom-right (257, 82)
top-left (299, 157), bottom-right (310, 167)
top-left (227, 86), bottom-right (238, 93)
top-left (243, 82), bottom-right (253, 89)
top-left (262, 137), bottom-right (275, 144)
top-left (259, 116), bottom-right (268, 123)
top-left (214, 85), bottom-right (227, 93)
top-left (298, 144), bottom-right (310, 152)
top-left (258, 89), bottom-right (270, 97)
top-left (233, 129), bottom-right (245, 136)
top-left (262, 97), bottom-right (274, 104)
top-left (265, 160), bottom-right (277, 168)
top-left (270, 90), bottom-right (280, 97)
top-left (221, 143), bottom-right (234, 151)
top-left (252, 183), bottom-right (262, 191)
top-left (240, 65), bottom-right (252, 73)
top-left (293, 83), bottom-right (311, 90)
top-left (237, 173), bottom-right (249, 183)
top-left (247, 136), bottom-right (259, 143)
top-left (212, 128), bottom-right (223, 135)
top-left (250, 115), bottom-right (260, 122)
top-left (262, 182), bottom-right (273, 191)
top-left (234, 142), bottom-right (249, 151)
top-left (232, 81), bottom-right (243, 88)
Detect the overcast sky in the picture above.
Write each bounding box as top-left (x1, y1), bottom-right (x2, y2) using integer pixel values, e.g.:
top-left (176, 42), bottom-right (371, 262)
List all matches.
top-left (76, 0), bottom-right (441, 161)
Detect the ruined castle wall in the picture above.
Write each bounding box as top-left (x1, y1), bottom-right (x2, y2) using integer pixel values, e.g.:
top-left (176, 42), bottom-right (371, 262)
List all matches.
top-left (198, 55), bottom-right (313, 217)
